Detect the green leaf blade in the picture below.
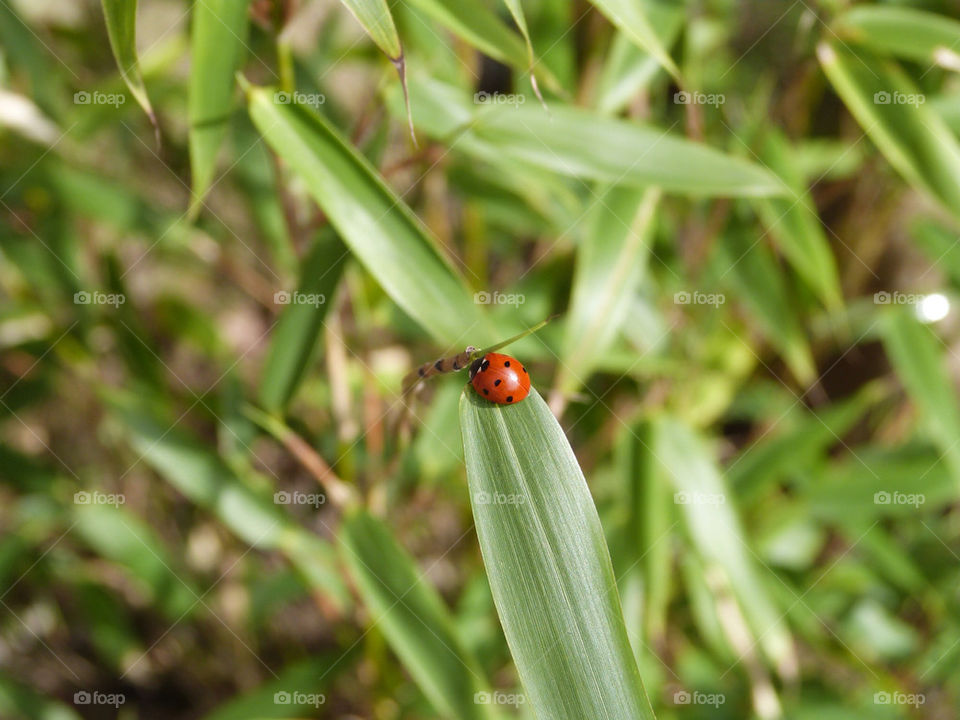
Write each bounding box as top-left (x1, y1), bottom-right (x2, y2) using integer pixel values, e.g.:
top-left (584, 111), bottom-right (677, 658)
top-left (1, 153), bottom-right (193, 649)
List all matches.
top-left (460, 388), bottom-right (657, 720)
top-left (339, 510), bottom-right (493, 720)
top-left (189, 0), bottom-right (251, 213)
top-left (100, 0), bottom-right (157, 133)
top-left (247, 86), bottom-right (491, 347)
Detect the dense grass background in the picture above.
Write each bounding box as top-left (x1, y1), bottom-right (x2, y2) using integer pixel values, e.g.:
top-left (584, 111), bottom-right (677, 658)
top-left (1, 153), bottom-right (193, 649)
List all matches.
top-left (2, 0), bottom-right (960, 717)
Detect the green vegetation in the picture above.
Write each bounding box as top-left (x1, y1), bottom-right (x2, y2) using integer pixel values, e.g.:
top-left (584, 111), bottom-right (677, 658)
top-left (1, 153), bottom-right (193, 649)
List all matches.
top-left (1, 0), bottom-right (960, 718)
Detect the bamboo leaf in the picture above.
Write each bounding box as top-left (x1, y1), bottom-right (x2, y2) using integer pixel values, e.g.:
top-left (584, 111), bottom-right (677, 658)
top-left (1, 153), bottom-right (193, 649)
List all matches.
top-left (882, 307), bottom-right (960, 483)
top-left (587, 0), bottom-right (681, 81)
top-left (818, 42), bottom-right (960, 221)
top-left (754, 130), bottom-right (843, 311)
top-left (836, 5), bottom-right (960, 72)
top-left (654, 417), bottom-right (795, 676)
top-left (556, 186), bottom-right (660, 398)
top-left (460, 388), bottom-right (657, 720)
top-left (258, 231), bottom-right (347, 413)
top-left (100, 0), bottom-right (158, 138)
top-left (339, 0), bottom-right (402, 59)
top-left (339, 510), bottom-right (494, 720)
top-left (246, 84), bottom-right (492, 347)
top-left (387, 77), bottom-right (787, 197)
top-left (114, 396), bottom-right (351, 610)
top-left (189, 0), bottom-right (251, 214)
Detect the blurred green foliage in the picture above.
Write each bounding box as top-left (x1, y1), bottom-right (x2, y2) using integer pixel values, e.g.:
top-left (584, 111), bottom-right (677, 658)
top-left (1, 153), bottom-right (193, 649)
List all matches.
top-left (2, 0), bottom-right (960, 718)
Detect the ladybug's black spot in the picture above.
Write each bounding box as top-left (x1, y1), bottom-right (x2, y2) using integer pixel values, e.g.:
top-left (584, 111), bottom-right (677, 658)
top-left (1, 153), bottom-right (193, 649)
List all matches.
top-left (506, 396), bottom-right (514, 403)
top-left (434, 360), bottom-right (443, 371)
top-left (504, 360), bottom-right (511, 367)
top-left (494, 379), bottom-right (502, 387)
top-left (483, 388), bottom-right (489, 395)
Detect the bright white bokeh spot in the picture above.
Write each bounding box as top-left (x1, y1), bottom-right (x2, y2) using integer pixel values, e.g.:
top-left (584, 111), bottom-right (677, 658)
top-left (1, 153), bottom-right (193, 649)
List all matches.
top-left (917, 293), bottom-right (950, 323)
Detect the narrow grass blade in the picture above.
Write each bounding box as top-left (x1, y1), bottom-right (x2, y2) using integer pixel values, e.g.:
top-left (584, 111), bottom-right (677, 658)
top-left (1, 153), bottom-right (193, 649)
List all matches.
top-left (836, 6), bottom-right (960, 72)
top-left (246, 85), bottom-right (491, 347)
top-left (882, 307), bottom-right (960, 483)
top-left (556, 186), bottom-right (660, 398)
top-left (114, 396), bottom-right (351, 610)
top-left (755, 130), bottom-right (843, 311)
top-left (189, 0), bottom-right (251, 214)
top-left (258, 231), bottom-right (346, 413)
top-left (654, 417), bottom-right (796, 677)
top-left (818, 42), bottom-right (960, 220)
top-left (460, 388), bottom-right (657, 720)
top-left (470, 104), bottom-right (783, 196)
top-left (716, 228), bottom-right (816, 383)
top-left (388, 77), bottom-right (787, 197)
top-left (502, 0), bottom-right (546, 106)
top-left (403, 0), bottom-right (528, 71)
top-left (100, 0), bottom-right (158, 140)
top-left (338, 510), bottom-right (494, 720)
top-left (595, 4), bottom-right (684, 115)
top-left (337, 0), bottom-right (415, 143)
top-left (587, 0), bottom-right (681, 81)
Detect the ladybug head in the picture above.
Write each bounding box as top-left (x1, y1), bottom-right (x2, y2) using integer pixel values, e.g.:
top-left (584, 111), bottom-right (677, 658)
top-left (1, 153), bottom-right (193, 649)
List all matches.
top-left (468, 357), bottom-right (484, 380)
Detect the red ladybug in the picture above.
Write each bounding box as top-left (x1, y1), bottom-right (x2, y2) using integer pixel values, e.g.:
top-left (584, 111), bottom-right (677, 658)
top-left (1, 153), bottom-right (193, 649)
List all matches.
top-left (469, 352), bottom-right (530, 404)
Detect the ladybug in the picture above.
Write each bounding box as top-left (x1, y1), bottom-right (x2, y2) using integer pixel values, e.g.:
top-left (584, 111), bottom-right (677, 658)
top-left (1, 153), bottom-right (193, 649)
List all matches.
top-left (469, 352), bottom-right (530, 405)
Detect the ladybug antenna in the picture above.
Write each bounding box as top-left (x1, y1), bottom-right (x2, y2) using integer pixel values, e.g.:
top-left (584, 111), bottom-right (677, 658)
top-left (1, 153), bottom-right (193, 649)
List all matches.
top-left (471, 315), bottom-right (557, 359)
